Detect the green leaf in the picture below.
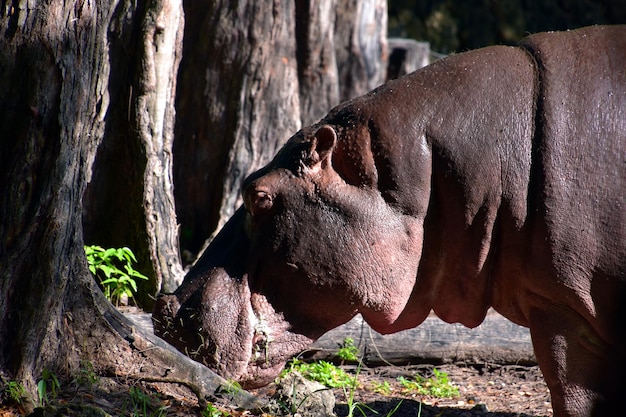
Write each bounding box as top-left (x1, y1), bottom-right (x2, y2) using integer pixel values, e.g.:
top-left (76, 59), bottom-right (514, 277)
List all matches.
top-left (37, 380), bottom-right (46, 405)
top-left (125, 264), bottom-right (148, 280)
top-left (113, 248), bottom-right (127, 262)
top-left (122, 247), bottom-right (138, 262)
top-left (100, 265), bottom-right (114, 278)
top-left (132, 271), bottom-right (149, 280)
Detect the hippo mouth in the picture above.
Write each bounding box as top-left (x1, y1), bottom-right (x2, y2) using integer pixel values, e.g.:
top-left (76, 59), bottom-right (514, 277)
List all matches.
top-left (152, 276), bottom-right (316, 389)
top-left (240, 292), bottom-right (319, 387)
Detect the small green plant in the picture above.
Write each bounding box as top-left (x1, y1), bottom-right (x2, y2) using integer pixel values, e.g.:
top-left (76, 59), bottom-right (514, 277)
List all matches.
top-left (202, 403), bottom-right (230, 417)
top-left (370, 380), bottom-right (393, 395)
top-left (397, 368), bottom-right (459, 398)
top-left (84, 245), bottom-right (148, 306)
top-left (281, 341), bottom-right (405, 417)
top-left (275, 381), bottom-right (328, 416)
top-left (384, 400), bottom-right (404, 417)
top-left (74, 360), bottom-right (99, 387)
top-left (4, 380), bottom-right (26, 405)
top-left (282, 359), bottom-right (356, 389)
top-left (129, 386), bottom-right (150, 416)
top-left (37, 368), bottom-right (60, 407)
top-left (337, 337), bottom-right (360, 363)
top-left (216, 379), bottom-right (243, 398)
top-left (128, 386), bottom-right (167, 417)
top-left (342, 362), bottom-right (367, 417)
top-left (343, 362), bottom-right (402, 417)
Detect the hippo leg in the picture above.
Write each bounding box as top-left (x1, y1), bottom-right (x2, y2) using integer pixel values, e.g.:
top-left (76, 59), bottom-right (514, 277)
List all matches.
top-left (528, 307), bottom-right (616, 417)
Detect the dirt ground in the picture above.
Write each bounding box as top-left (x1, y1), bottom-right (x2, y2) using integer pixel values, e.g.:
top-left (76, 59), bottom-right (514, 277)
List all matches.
top-left (1, 361), bottom-right (552, 416)
top-left (332, 362), bottom-right (552, 417)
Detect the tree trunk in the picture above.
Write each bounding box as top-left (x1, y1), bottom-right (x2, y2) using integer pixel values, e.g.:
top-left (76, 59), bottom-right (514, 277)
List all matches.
top-left (82, 0), bottom-right (185, 305)
top-left (335, 0), bottom-right (388, 101)
top-left (0, 0), bottom-right (112, 393)
top-left (0, 0), bottom-right (251, 410)
top-left (307, 310), bottom-right (535, 366)
top-left (135, 0), bottom-right (186, 295)
top-left (295, 0), bottom-right (341, 127)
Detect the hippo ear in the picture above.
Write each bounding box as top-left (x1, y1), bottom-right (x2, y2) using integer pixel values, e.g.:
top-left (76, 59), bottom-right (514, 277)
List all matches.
top-left (310, 125), bottom-right (337, 169)
top-left (332, 124), bottom-right (378, 188)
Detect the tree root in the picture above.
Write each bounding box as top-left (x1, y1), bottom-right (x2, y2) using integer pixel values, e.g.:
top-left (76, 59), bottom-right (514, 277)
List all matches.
top-left (102, 306), bottom-right (266, 411)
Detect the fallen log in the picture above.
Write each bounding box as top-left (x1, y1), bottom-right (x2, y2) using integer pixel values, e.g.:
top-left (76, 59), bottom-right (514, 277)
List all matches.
top-left (303, 309), bottom-right (535, 366)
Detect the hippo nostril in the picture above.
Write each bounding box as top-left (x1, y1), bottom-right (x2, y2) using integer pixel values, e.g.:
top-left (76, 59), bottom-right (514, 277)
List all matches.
top-left (252, 332), bottom-right (267, 347)
top-left (251, 333), bottom-right (269, 363)
top-left (153, 294), bottom-right (181, 318)
top-left (251, 321), bottom-right (273, 363)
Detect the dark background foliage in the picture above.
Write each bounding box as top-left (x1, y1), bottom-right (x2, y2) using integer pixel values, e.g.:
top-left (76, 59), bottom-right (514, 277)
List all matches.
top-left (388, 0), bottom-right (626, 54)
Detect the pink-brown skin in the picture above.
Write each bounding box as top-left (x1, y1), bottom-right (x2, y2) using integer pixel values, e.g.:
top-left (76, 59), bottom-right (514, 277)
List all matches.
top-left (153, 25), bottom-right (625, 417)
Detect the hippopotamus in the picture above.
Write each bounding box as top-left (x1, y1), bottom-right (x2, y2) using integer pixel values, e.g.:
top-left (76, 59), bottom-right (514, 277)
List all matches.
top-left (153, 25), bottom-right (625, 417)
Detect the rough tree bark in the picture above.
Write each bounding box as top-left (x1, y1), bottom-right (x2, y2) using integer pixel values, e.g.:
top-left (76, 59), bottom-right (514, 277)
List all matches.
top-left (174, 0), bottom-right (387, 263)
top-left (173, 0), bottom-right (302, 260)
top-left (295, 0), bottom-right (340, 127)
top-left (335, 0), bottom-right (388, 101)
top-left (82, 0), bottom-right (185, 306)
top-left (0, 0), bottom-right (113, 393)
top-left (0, 0), bottom-right (257, 411)
top-left (134, 0), bottom-right (186, 295)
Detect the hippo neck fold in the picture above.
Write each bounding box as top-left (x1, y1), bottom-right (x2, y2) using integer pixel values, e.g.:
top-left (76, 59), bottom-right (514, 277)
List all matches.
top-left (323, 44), bottom-right (537, 330)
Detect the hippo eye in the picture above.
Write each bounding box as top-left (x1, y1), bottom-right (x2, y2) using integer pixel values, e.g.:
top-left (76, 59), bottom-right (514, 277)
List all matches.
top-left (247, 189), bottom-right (273, 217)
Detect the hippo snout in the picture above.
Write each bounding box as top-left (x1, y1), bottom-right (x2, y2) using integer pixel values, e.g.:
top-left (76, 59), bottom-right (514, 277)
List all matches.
top-left (151, 268), bottom-right (263, 385)
top-left (152, 294), bottom-right (180, 327)
top-left (152, 293), bottom-right (187, 351)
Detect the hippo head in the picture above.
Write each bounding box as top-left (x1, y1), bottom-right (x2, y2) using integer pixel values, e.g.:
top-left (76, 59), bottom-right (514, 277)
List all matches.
top-left (153, 114), bottom-right (431, 388)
